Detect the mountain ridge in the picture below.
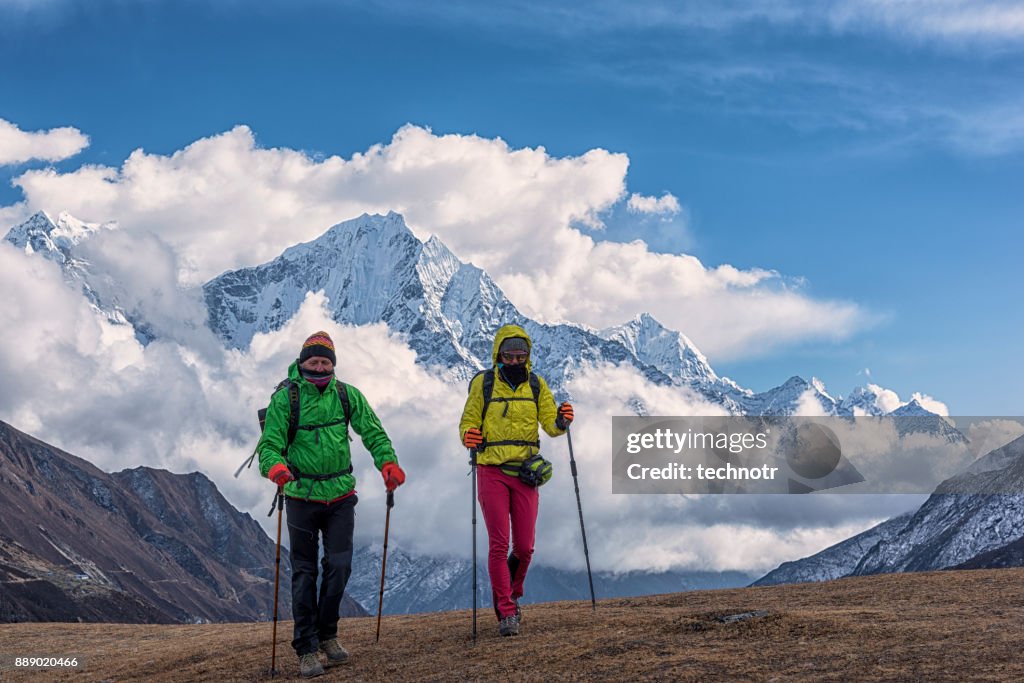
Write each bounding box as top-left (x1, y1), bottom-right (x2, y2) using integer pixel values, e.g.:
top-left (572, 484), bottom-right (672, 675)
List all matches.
top-left (0, 418), bottom-right (366, 623)
top-left (4, 209), bottom-right (941, 418)
top-left (755, 433), bottom-right (1024, 586)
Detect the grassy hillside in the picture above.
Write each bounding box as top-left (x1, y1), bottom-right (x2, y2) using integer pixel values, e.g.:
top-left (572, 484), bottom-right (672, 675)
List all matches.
top-left (2, 568), bottom-right (1023, 681)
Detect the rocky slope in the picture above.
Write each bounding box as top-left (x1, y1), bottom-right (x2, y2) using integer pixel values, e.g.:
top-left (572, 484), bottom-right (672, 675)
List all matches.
top-left (0, 419), bottom-right (365, 623)
top-left (755, 434), bottom-right (1024, 585)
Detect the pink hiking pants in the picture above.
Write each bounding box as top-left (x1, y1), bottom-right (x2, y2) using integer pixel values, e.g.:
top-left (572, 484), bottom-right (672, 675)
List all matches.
top-left (477, 464), bottom-right (540, 619)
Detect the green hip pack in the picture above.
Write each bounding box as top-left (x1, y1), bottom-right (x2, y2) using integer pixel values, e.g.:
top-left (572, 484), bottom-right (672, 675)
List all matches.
top-left (499, 454), bottom-right (553, 488)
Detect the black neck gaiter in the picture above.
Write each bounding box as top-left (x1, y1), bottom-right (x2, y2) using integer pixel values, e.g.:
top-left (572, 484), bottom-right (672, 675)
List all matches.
top-left (500, 364), bottom-right (528, 386)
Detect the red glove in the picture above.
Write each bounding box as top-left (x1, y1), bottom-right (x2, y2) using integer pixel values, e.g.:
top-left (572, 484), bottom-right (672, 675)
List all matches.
top-left (382, 462), bottom-right (406, 492)
top-left (268, 463), bottom-right (294, 487)
top-left (556, 402), bottom-right (574, 428)
top-left (463, 428), bottom-right (484, 449)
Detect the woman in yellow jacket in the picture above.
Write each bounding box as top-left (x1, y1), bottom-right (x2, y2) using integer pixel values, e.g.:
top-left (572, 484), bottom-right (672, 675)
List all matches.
top-left (459, 324), bottom-right (573, 636)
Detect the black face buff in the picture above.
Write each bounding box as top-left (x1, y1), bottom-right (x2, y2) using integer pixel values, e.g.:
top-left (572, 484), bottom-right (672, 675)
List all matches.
top-left (501, 363), bottom-right (528, 386)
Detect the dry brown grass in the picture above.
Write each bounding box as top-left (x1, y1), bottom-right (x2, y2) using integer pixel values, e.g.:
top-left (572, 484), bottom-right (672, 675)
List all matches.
top-left (3, 568), bottom-right (1024, 682)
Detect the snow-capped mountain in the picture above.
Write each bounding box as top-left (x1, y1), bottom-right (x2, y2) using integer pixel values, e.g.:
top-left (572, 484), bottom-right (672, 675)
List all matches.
top-left (598, 313), bottom-right (752, 409)
top-left (853, 433), bottom-right (1024, 574)
top-left (752, 512), bottom-right (914, 586)
top-left (202, 212), bottom-right (677, 394)
top-left (888, 399), bottom-right (966, 443)
top-left (4, 210), bottom-right (111, 263)
top-left (754, 434), bottom-right (1024, 585)
top-left (3, 210), bottom-right (141, 334)
top-left (736, 375), bottom-right (838, 416)
top-left (199, 211), bottom-right (931, 417)
top-left (5, 209), bottom-right (946, 418)
top-left (838, 385), bottom-right (890, 416)
top-left (599, 312), bottom-right (719, 386)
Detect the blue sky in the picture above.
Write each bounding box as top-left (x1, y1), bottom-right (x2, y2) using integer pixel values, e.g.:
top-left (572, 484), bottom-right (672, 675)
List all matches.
top-left (2, 0), bottom-right (1022, 414)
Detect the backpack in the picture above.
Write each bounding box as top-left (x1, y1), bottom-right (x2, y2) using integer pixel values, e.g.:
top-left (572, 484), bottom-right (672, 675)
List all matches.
top-left (472, 368), bottom-right (541, 421)
top-left (257, 378), bottom-right (353, 451)
top-left (468, 368), bottom-right (542, 452)
top-left (257, 378), bottom-right (355, 501)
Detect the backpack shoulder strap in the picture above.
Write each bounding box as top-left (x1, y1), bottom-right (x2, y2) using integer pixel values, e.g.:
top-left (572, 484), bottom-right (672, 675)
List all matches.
top-left (477, 369), bottom-right (539, 422)
top-left (336, 381), bottom-right (352, 441)
top-left (275, 378), bottom-right (300, 448)
top-left (468, 369), bottom-right (496, 424)
top-left (481, 369), bottom-right (495, 423)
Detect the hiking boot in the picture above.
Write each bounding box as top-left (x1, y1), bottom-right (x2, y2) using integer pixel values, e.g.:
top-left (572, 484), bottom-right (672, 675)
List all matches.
top-left (298, 652), bottom-right (324, 678)
top-left (318, 637), bottom-right (349, 666)
top-left (498, 614), bottom-right (520, 637)
top-left (515, 599), bottom-right (523, 625)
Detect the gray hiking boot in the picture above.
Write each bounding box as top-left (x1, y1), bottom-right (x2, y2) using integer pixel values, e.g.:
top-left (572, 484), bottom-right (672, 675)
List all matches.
top-left (515, 599), bottom-right (523, 625)
top-left (298, 652), bottom-right (324, 678)
top-left (318, 637), bottom-right (349, 666)
top-left (498, 614), bottom-right (520, 637)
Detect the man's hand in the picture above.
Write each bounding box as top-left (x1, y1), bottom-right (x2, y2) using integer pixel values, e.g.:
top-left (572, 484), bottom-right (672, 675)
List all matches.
top-left (382, 462), bottom-right (406, 492)
top-left (463, 428), bottom-right (484, 449)
top-left (268, 463), bottom-right (295, 487)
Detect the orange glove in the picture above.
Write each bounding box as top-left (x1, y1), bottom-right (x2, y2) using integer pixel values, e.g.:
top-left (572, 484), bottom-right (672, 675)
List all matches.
top-left (382, 462), bottom-right (406, 492)
top-left (268, 463), bottom-right (294, 487)
top-left (463, 428), bottom-right (484, 449)
top-left (556, 402), bottom-right (574, 429)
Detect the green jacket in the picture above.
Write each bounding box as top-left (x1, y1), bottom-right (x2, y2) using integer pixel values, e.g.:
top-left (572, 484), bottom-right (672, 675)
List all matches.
top-left (258, 361), bottom-right (397, 501)
top-left (459, 324), bottom-right (565, 467)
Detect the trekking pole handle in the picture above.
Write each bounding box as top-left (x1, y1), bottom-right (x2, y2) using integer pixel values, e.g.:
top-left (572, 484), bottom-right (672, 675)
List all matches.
top-left (386, 491), bottom-right (395, 509)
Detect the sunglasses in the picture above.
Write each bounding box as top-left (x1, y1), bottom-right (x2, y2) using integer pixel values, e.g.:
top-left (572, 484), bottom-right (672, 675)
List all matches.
top-left (500, 351), bottom-right (529, 362)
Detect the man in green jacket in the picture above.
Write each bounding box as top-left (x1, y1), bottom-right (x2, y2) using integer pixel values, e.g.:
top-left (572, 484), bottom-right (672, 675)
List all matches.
top-left (258, 331), bottom-right (405, 678)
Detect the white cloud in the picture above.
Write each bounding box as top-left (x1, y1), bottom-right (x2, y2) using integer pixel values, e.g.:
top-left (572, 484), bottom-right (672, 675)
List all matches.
top-left (0, 259), bottom-right (910, 573)
top-left (793, 386), bottom-right (829, 416)
top-left (826, 0), bottom-right (1024, 42)
top-left (3, 122), bottom-right (869, 361)
top-left (942, 102), bottom-right (1024, 155)
top-left (847, 383), bottom-right (948, 417)
top-left (0, 118), bottom-right (89, 165)
top-left (626, 192), bottom-right (681, 216)
top-left (910, 391), bottom-right (949, 417)
top-left (345, 1), bottom-right (1024, 44)
top-left (586, 1), bottom-right (1024, 42)
top-left (966, 419), bottom-right (1024, 460)
top-left (866, 382), bottom-right (903, 414)
top-left (0, 121), bottom-right (911, 572)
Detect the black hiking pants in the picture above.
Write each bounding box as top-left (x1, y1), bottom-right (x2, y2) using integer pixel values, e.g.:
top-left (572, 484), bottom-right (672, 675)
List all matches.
top-left (286, 494), bottom-right (357, 655)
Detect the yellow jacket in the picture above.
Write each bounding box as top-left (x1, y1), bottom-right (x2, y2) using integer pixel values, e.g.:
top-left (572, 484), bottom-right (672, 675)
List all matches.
top-left (459, 324), bottom-right (565, 466)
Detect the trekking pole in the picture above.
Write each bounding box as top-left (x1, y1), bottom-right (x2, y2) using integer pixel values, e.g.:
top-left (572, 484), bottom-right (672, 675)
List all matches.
top-left (470, 448), bottom-right (478, 642)
top-left (270, 486), bottom-right (285, 677)
top-left (375, 490), bottom-right (395, 643)
top-left (565, 426), bottom-right (596, 610)
top-left (233, 449), bottom-right (257, 478)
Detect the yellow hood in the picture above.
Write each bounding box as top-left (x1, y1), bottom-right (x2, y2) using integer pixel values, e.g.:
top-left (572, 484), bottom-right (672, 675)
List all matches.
top-left (491, 324), bottom-right (532, 371)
